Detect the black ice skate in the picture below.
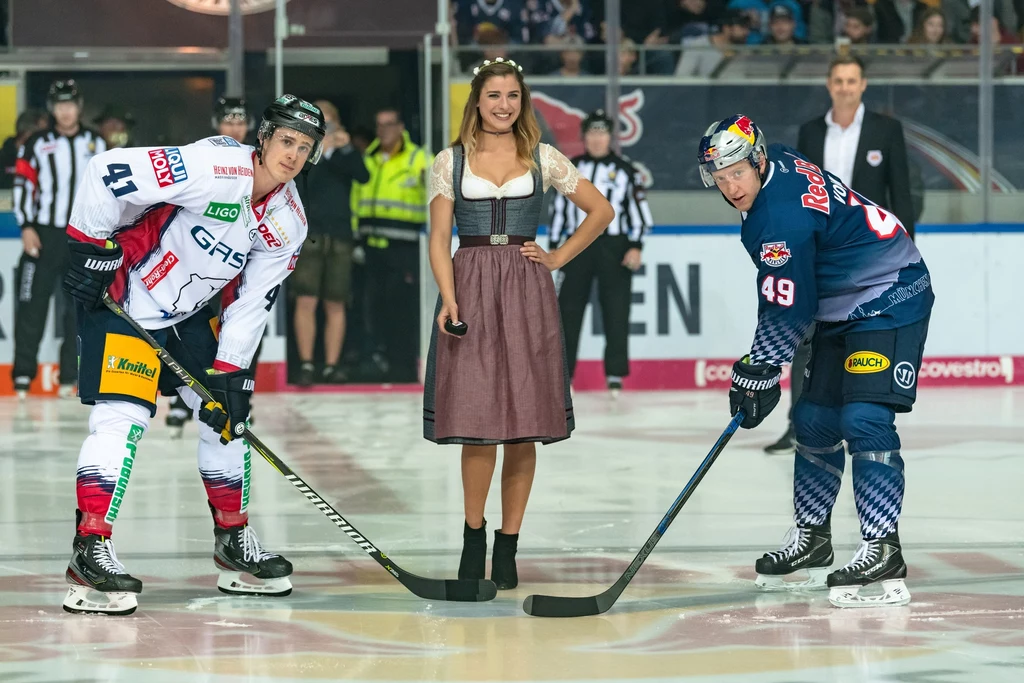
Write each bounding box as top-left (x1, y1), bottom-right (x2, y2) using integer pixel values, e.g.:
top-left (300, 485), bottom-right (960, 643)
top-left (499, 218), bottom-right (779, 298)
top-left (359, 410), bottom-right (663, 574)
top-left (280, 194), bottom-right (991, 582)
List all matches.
top-left (754, 521), bottom-right (833, 591)
top-left (214, 523), bottom-right (293, 596)
top-left (166, 395), bottom-right (192, 439)
top-left (827, 533), bottom-right (910, 608)
top-left (63, 534), bottom-right (143, 616)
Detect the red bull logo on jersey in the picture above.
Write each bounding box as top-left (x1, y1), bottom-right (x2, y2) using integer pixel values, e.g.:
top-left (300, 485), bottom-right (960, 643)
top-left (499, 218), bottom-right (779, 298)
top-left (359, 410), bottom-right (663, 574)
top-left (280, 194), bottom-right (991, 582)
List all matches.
top-left (760, 242), bottom-right (791, 267)
top-left (793, 158), bottom-right (830, 215)
top-left (531, 90), bottom-right (645, 158)
top-left (727, 116), bottom-right (756, 145)
top-left (149, 147), bottom-right (188, 187)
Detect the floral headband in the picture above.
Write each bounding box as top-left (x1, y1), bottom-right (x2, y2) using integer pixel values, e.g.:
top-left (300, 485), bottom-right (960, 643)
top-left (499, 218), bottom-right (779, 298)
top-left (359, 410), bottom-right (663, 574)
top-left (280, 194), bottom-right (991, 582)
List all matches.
top-left (473, 57), bottom-right (525, 77)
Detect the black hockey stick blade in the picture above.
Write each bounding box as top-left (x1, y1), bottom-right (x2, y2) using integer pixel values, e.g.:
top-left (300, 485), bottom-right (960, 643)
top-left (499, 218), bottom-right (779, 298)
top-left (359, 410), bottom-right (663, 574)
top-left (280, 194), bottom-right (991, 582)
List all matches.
top-left (102, 294), bottom-right (497, 603)
top-left (523, 412), bottom-right (744, 617)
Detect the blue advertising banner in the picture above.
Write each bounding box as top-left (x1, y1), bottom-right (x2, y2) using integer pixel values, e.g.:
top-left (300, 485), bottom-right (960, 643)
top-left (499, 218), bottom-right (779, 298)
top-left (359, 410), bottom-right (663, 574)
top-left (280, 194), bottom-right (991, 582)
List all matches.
top-left (528, 83), bottom-right (1020, 192)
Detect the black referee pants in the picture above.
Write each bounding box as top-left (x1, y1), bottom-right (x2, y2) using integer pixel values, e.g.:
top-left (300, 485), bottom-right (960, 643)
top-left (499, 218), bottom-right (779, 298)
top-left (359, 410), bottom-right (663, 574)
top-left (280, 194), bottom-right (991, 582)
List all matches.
top-left (558, 234), bottom-right (633, 381)
top-left (12, 227), bottom-right (78, 384)
top-left (364, 240), bottom-right (420, 382)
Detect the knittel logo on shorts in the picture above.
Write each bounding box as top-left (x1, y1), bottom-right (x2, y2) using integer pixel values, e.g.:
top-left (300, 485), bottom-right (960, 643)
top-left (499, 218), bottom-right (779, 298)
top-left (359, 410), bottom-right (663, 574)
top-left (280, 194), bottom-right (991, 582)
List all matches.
top-left (105, 424), bottom-right (145, 524)
top-left (845, 351), bottom-right (891, 374)
top-left (99, 334), bottom-right (162, 400)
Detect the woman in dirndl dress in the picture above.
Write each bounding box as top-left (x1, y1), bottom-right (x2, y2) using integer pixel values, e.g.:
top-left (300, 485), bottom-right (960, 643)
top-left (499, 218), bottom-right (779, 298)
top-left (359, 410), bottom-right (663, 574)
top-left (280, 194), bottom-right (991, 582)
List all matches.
top-left (423, 58), bottom-right (614, 589)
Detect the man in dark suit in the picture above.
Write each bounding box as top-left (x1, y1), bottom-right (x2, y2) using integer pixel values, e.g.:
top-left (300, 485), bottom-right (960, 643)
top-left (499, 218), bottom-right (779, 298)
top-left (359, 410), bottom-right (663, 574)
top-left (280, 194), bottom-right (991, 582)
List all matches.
top-left (764, 53), bottom-right (916, 454)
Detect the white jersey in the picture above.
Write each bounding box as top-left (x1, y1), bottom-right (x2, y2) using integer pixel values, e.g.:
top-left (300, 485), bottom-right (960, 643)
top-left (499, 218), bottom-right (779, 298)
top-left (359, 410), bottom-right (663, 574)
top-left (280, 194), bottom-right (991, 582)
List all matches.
top-left (68, 135), bottom-right (307, 371)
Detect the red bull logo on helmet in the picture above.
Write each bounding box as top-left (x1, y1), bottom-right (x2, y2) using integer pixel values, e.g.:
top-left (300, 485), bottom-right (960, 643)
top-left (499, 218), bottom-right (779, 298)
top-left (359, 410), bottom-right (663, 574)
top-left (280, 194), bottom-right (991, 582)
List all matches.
top-left (531, 90), bottom-right (646, 159)
top-left (760, 241), bottom-right (791, 267)
top-left (702, 145), bottom-right (719, 162)
top-left (727, 115), bottom-right (756, 145)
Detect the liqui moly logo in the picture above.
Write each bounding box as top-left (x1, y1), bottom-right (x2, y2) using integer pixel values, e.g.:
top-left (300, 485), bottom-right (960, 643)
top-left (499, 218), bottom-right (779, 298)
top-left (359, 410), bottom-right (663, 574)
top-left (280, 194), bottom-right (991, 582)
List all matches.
top-left (531, 89), bottom-right (646, 159)
top-left (149, 147), bottom-right (188, 187)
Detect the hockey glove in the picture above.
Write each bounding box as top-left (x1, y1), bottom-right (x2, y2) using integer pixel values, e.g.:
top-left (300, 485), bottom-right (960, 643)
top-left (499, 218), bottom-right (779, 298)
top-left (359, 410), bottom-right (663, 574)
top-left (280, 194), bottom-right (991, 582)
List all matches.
top-left (63, 239), bottom-right (123, 310)
top-left (198, 368), bottom-right (254, 445)
top-left (729, 356), bottom-right (782, 429)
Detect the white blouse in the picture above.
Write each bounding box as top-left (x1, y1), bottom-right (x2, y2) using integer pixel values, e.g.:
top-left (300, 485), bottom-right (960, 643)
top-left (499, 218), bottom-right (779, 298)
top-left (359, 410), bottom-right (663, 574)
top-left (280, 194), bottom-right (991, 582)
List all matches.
top-left (428, 143), bottom-right (581, 204)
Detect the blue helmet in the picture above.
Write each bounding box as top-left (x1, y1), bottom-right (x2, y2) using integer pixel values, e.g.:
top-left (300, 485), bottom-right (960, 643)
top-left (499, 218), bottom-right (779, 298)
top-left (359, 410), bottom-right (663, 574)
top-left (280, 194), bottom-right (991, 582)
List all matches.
top-left (697, 114), bottom-right (767, 187)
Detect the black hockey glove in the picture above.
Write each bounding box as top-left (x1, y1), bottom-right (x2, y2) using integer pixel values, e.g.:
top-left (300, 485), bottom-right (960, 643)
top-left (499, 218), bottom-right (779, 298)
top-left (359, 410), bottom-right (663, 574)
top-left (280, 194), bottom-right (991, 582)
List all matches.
top-left (198, 368), bottom-right (255, 445)
top-left (729, 356), bottom-right (782, 429)
top-left (63, 239), bottom-right (123, 310)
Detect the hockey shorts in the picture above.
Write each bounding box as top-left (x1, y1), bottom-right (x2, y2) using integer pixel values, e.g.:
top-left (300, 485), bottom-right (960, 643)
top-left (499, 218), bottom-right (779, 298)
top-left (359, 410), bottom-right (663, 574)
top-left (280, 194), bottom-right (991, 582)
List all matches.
top-left (77, 303), bottom-right (221, 417)
top-left (802, 316), bottom-right (930, 413)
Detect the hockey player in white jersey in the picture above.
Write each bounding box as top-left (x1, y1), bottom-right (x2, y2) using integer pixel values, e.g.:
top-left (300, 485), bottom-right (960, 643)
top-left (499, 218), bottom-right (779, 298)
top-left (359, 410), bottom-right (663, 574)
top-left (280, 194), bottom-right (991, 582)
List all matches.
top-left (60, 95), bottom-right (325, 615)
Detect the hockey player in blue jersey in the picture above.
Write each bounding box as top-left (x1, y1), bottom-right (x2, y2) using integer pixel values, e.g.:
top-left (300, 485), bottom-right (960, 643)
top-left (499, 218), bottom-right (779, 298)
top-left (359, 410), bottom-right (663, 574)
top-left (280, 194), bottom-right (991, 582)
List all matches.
top-left (698, 114), bottom-right (933, 608)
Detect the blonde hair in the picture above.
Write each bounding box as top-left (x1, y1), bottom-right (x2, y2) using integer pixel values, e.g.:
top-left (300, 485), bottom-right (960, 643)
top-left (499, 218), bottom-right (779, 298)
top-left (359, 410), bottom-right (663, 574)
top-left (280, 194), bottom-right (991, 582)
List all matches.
top-left (453, 61), bottom-right (541, 172)
top-left (314, 99), bottom-right (339, 123)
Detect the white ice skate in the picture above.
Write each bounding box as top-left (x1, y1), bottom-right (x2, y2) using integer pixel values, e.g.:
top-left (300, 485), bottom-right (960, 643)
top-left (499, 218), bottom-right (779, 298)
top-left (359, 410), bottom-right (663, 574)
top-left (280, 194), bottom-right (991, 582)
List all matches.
top-left (827, 536), bottom-right (911, 608)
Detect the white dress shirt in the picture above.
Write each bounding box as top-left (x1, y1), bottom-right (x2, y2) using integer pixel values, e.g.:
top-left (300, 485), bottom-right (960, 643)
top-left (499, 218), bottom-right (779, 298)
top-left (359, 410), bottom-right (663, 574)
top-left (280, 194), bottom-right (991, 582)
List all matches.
top-left (823, 102), bottom-right (865, 188)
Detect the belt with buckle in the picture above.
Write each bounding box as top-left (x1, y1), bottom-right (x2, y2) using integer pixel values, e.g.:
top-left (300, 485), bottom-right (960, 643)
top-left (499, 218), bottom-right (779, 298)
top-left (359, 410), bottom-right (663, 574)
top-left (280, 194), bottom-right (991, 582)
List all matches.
top-left (458, 235), bottom-right (529, 247)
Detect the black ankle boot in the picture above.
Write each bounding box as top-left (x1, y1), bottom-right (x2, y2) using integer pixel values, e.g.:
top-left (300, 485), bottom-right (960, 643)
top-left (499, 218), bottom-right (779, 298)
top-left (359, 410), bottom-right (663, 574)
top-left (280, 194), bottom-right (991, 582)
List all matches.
top-left (458, 520), bottom-right (487, 580)
top-left (491, 530), bottom-right (519, 590)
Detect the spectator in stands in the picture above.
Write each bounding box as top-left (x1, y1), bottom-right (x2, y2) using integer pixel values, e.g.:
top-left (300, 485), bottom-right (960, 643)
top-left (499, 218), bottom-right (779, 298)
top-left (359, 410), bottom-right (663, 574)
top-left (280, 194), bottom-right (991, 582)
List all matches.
top-left (591, 0), bottom-right (677, 73)
top-left (550, 33), bottom-right (591, 75)
top-left (477, 24), bottom-right (513, 61)
top-left (808, 0), bottom-right (870, 44)
top-left (619, 36), bottom-right (641, 74)
top-left (455, 0), bottom-right (529, 46)
top-left (907, 7), bottom-right (950, 43)
top-left (764, 3), bottom-right (808, 43)
top-left (873, 0), bottom-right (933, 43)
top-left (969, 6), bottom-right (1019, 44)
top-left (0, 109), bottom-right (47, 191)
top-left (842, 6), bottom-right (875, 43)
top-left (945, 0), bottom-right (1017, 43)
top-left (525, 0), bottom-right (597, 42)
top-left (676, 9), bottom-right (752, 75)
top-left (726, 0), bottom-right (806, 42)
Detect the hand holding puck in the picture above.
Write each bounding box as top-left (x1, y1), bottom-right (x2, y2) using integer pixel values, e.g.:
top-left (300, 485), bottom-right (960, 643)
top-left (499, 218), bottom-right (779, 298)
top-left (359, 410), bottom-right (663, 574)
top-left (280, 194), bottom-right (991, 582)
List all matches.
top-left (444, 320), bottom-right (468, 336)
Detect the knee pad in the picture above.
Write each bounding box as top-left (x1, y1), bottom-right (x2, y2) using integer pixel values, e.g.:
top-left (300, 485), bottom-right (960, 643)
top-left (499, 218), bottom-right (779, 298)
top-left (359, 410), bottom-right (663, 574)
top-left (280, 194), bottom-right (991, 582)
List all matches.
top-left (841, 402), bottom-right (901, 454)
top-left (89, 401), bottom-right (150, 439)
top-left (792, 398), bottom-right (843, 451)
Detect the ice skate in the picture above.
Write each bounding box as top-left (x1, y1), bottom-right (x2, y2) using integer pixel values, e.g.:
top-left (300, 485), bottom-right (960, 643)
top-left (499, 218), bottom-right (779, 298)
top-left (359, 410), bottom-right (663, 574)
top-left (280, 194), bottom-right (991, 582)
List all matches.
top-left (827, 533), bottom-right (910, 608)
top-left (607, 378), bottom-right (622, 399)
top-left (754, 522), bottom-right (833, 591)
top-left (165, 395), bottom-right (192, 439)
top-left (63, 534), bottom-right (142, 616)
top-left (57, 384), bottom-right (77, 399)
top-left (214, 522), bottom-right (293, 596)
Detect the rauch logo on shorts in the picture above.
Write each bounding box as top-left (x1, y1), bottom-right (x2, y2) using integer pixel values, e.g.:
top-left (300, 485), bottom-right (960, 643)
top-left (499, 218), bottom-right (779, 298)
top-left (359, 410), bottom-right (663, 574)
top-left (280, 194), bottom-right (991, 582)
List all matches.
top-left (845, 351), bottom-right (891, 374)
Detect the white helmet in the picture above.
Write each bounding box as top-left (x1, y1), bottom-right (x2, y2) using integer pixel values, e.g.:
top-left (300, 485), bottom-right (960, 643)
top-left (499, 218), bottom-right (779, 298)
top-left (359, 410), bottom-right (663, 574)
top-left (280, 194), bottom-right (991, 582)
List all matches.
top-left (697, 114), bottom-right (768, 188)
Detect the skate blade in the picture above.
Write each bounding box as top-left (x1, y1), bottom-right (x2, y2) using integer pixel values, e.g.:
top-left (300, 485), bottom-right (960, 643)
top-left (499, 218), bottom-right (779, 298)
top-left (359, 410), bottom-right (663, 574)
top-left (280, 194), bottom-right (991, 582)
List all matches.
top-left (755, 567), bottom-right (830, 592)
top-left (217, 571), bottom-right (292, 596)
top-left (828, 579), bottom-right (911, 608)
top-left (62, 584), bottom-right (138, 616)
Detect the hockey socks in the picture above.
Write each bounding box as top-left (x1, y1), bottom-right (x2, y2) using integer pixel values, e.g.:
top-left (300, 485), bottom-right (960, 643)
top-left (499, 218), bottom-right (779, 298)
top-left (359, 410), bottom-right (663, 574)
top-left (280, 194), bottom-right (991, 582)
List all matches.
top-left (793, 443), bottom-right (845, 527)
top-left (852, 451), bottom-right (905, 539)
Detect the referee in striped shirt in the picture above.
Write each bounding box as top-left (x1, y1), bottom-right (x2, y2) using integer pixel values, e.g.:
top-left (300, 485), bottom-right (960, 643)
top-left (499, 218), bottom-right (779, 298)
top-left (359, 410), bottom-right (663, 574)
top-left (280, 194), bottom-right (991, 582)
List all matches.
top-left (12, 79), bottom-right (106, 398)
top-left (552, 109), bottom-right (653, 395)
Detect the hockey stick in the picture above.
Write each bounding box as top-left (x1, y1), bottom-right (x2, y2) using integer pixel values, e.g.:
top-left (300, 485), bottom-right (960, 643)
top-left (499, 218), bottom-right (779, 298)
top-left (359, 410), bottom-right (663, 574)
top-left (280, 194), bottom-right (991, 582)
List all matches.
top-left (102, 294), bottom-right (497, 603)
top-left (522, 411), bottom-right (745, 617)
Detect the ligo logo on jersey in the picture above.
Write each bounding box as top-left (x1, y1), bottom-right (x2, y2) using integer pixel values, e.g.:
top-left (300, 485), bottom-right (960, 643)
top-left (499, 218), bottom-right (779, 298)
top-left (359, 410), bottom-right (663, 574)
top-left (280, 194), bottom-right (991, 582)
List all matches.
top-left (793, 158), bottom-right (830, 215)
top-left (204, 202), bottom-right (242, 222)
top-left (141, 251), bottom-right (179, 289)
top-left (760, 242), bottom-right (791, 267)
top-left (191, 225), bottom-right (245, 269)
top-left (727, 116), bottom-right (756, 145)
top-left (149, 147), bottom-right (188, 187)
top-left (257, 224), bottom-right (283, 248)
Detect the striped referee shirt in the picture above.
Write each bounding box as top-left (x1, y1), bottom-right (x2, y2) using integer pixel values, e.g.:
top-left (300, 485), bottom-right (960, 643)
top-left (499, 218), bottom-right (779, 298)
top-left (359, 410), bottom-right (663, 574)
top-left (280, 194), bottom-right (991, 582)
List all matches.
top-left (13, 127), bottom-right (106, 229)
top-left (550, 152), bottom-right (653, 248)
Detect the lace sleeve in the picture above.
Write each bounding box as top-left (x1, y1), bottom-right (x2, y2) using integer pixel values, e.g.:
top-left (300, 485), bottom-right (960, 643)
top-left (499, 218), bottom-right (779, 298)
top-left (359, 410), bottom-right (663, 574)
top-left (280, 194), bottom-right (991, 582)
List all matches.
top-left (540, 143), bottom-right (580, 195)
top-left (428, 147), bottom-right (455, 204)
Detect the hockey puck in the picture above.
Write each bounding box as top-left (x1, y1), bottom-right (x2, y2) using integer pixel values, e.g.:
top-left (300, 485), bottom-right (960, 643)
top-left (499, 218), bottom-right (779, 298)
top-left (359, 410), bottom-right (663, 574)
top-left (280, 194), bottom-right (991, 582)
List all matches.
top-left (444, 320), bottom-right (468, 336)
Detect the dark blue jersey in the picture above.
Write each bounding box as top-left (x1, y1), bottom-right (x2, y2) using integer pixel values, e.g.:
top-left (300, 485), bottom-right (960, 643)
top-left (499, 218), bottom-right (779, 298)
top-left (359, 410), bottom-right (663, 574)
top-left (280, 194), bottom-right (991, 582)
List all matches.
top-left (741, 144), bottom-right (933, 365)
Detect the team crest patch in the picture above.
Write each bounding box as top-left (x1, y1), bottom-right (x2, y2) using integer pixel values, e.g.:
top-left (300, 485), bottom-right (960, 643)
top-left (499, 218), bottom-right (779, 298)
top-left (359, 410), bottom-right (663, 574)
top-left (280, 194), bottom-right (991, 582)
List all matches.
top-left (867, 150), bottom-right (883, 167)
top-left (760, 242), bottom-right (791, 267)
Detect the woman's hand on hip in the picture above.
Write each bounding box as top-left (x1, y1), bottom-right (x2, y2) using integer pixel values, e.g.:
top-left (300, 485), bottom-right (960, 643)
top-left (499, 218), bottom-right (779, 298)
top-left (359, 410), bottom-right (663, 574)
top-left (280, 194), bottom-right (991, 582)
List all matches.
top-left (520, 241), bottom-right (564, 272)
